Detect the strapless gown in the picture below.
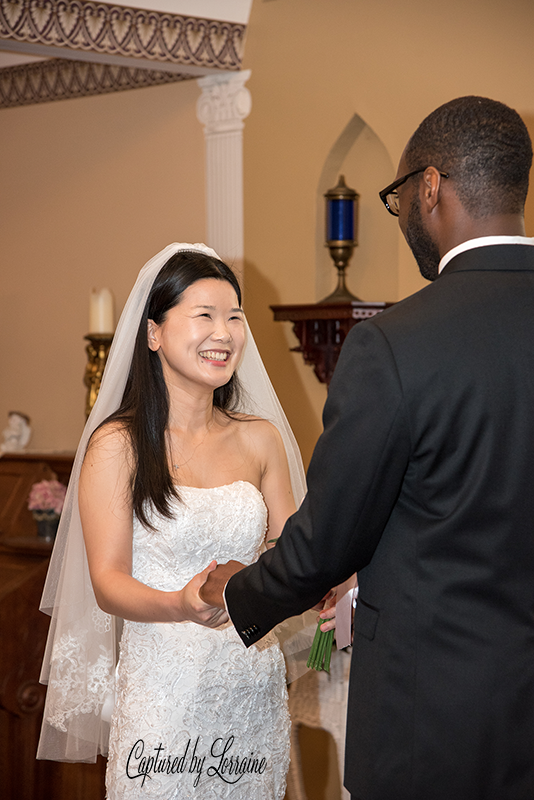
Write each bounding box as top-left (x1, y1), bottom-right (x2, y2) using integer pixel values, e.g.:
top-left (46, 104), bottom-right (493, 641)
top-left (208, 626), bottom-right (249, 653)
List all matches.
top-left (105, 481), bottom-right (290, 799)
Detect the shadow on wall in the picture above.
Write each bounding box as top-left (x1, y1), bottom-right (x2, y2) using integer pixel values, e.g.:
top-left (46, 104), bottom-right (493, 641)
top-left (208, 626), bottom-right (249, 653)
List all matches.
top-left (242, 259), bottom-right (325, 468)
top-left (316, 114), bottom-right (399, 304)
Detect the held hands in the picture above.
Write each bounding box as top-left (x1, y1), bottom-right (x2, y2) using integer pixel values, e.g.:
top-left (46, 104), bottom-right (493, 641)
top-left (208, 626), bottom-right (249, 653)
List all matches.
top-left (180, 560), bottom-right (230, 628)
top-left (199, 559), bottom-right (246, 608)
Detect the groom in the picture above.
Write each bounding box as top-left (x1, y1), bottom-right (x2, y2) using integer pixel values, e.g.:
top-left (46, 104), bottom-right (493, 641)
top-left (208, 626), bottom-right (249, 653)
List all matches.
top-left (201, 96), bottom-right (534, 800)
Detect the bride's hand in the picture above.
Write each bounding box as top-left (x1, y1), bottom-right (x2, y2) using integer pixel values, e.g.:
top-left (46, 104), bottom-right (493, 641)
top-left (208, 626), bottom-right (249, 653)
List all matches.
top-left (180, 560), bottom-right (230, 628)
top-left (199, 559), bottom-right (246, 607)
top-left (318, 590), bottom-right (337, 633)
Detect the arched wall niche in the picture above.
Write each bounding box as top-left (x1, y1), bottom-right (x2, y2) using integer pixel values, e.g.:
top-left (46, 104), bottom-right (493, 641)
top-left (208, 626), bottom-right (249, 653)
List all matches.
top-left (316, 114), bottom-right (399, 303)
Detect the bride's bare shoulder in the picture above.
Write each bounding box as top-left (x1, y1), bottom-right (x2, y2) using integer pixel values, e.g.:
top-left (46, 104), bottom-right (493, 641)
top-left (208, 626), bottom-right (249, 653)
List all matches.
top-left (227, 413), bottom-right (283, 449)
top-left (227, 411), bottom-right (272, 428)
top-left (80, 422), bottom-right (134, 514)
top-left (84, 420), bottom-right (133, 470)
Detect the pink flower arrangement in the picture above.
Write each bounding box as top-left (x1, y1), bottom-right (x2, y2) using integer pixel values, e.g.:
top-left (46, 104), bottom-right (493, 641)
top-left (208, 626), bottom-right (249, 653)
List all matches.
top-left (28, 480), bottom-right (67, 516)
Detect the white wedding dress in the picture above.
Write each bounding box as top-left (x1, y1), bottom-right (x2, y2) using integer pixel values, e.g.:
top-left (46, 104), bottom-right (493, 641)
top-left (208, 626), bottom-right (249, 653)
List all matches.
top-left (105, 481), bottom-right (290, 799)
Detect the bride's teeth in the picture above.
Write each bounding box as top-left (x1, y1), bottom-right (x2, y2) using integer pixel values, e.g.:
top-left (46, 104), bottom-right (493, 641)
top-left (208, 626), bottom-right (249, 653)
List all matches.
top-left (200, 350), bottom-right (228, 361)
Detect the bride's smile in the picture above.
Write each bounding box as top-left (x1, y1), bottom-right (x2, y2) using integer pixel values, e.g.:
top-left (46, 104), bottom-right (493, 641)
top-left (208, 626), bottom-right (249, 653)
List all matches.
top-left (148, 277), bottom-right (245, 391)
top-left (198, 348), bottom-right (230, 364)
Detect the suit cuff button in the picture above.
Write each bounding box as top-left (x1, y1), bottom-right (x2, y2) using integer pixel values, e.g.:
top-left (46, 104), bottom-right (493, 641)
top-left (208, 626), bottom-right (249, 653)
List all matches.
top-left (242, 624), bottom-right (260, 639)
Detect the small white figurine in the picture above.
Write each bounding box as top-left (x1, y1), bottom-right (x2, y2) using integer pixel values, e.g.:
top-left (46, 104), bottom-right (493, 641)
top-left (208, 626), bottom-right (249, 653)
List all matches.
top-left (0, 411), bottom-right (31, 453)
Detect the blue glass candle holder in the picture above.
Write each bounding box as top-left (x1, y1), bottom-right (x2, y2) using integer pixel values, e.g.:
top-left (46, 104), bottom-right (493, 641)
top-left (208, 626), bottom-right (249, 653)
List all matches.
top-left (327, 198), bottom-right (355, 242)
top-left (322, 175), bottom-right (359, 303)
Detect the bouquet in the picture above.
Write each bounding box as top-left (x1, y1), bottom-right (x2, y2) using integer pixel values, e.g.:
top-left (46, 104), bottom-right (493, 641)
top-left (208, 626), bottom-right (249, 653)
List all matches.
top-left (307, 619), bottom-right (335, 672)
top-left (28, 479), bottom-right (66, 516)
top-left (306, 591), bottom-right (335, 672)
top-left (268, 535), bottom-right (335, 673)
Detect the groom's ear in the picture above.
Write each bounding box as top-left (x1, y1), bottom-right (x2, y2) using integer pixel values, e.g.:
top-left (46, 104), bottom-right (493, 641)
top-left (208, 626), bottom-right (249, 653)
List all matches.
top-left (147, 319), bottom-right (160, 351)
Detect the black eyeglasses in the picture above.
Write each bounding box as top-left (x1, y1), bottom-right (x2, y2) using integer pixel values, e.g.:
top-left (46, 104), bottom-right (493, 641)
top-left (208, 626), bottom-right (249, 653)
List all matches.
top-left (379, 168), bottom-right (449, 216)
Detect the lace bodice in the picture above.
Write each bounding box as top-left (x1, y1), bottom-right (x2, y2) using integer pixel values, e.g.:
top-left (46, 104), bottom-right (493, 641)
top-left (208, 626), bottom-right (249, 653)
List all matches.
top-left (132, 481), bottom-right (268, 590)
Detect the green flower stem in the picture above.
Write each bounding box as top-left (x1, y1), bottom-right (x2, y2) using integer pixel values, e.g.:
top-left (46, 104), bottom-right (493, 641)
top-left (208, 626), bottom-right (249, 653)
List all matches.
top-left (266, 536), bottom-right (335, 673)
top-left (306, 620), bottom-right (334, 672)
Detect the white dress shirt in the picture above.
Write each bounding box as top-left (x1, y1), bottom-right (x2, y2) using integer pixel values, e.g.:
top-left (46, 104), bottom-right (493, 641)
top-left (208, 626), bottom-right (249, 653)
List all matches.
top-left (439, 235), bottom-right (534, 274)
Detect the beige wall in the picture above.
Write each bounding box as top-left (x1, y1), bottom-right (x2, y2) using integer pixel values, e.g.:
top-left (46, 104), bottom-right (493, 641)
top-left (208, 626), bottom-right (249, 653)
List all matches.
top-left (0, 79), bottom-right (205, 451)
top-left (241, 0), bottom-right (534, 466)
top-left (1, 6), bottom-right (534, 798)
top-left (1, 0), bottom-right (534, 465)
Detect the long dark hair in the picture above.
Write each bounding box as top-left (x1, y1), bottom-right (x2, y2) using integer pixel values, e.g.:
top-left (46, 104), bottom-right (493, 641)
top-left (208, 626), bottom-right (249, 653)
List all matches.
top-left (105, 250), bottom-right (243, 530)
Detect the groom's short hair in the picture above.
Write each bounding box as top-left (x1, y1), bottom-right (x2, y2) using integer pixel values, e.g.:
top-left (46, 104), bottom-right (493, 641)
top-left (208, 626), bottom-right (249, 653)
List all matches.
top-left (405, 96), bottom-right (532, 218)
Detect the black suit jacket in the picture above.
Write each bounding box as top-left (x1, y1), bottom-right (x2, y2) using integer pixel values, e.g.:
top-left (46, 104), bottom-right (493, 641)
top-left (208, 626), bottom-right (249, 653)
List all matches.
top-left (226, 244), bottom-right (534, 800)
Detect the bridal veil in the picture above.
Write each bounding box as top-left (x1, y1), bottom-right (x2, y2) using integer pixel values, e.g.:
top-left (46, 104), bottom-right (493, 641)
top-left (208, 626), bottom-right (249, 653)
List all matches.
top-left (37, 243), bottom-right (308, 763)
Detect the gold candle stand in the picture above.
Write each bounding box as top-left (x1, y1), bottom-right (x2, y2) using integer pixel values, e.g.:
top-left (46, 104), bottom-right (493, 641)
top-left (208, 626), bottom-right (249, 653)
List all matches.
top-left (84, 334), bottom-right (113, 418)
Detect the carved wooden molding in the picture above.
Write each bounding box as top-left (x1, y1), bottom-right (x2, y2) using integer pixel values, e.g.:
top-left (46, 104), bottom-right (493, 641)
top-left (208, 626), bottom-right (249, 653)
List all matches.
top-left (0, 0), bottom-right (245, 71)
top-left (0, 56), bottom-right (188, 107)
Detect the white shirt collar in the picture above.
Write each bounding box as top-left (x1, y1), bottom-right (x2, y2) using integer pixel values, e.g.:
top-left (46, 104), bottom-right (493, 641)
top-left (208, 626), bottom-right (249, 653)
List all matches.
top-left (439, 235), bottom-right (534, 274)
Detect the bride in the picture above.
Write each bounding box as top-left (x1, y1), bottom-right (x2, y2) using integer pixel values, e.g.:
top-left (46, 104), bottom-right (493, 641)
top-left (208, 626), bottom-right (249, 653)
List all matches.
top-left (38, 243), bottom-right (306, 799)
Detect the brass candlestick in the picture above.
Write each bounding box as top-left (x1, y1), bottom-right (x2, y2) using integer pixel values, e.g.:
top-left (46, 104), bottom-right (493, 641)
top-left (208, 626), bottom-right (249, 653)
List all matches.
top-left (84, 334), bottom-right (113, 418)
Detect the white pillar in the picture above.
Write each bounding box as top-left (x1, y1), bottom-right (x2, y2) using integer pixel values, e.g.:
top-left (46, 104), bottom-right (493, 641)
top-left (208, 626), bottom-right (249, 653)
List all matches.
top-left (196, 70), bottom-right (251, 279)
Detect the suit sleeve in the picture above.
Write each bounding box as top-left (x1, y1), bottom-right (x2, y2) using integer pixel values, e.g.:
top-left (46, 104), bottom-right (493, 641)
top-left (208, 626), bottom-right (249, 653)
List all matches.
top-left (227, 320), bottom-right (411, 645)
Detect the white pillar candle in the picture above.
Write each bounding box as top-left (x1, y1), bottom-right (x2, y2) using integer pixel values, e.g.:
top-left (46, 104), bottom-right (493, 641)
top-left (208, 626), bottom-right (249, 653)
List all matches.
top-left (89, 288), bottom-right (115, 334)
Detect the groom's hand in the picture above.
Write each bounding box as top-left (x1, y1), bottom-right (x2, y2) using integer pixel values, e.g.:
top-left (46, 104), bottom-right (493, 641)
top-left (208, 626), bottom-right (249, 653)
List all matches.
top-left (199, 560), bottom-right (245, 608)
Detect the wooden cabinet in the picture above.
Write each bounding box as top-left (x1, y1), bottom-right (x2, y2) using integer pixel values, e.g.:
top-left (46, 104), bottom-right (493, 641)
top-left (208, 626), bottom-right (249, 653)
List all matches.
top-left (0, 453), bottom-right (106, 800)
